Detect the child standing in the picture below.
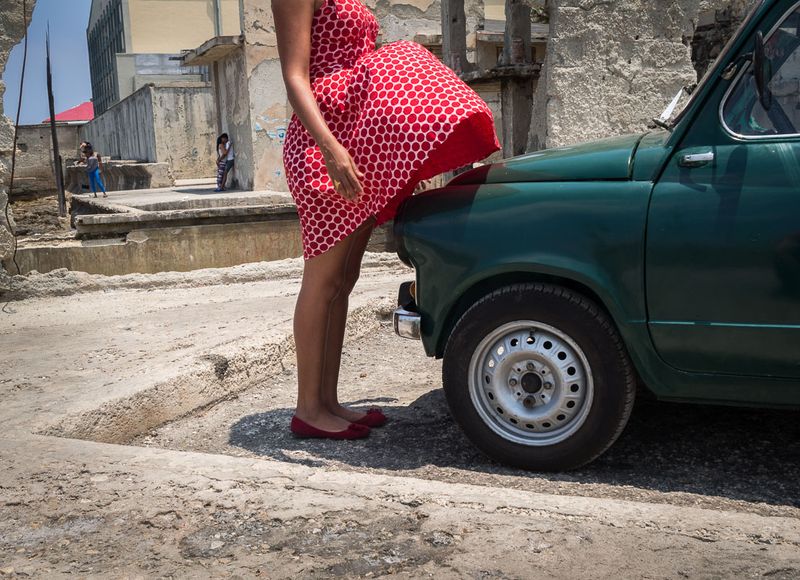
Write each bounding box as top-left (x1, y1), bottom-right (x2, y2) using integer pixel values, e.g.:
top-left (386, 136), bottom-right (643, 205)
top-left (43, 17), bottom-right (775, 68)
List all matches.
top-left (79, 144), bottom-right (107, 198)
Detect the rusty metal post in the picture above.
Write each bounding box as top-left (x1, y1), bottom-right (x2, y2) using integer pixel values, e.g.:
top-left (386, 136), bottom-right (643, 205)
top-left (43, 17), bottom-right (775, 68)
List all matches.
top-left (46, 27), bottom-right (66, 218)
top-left (501, 0), bottom-right (534, 158)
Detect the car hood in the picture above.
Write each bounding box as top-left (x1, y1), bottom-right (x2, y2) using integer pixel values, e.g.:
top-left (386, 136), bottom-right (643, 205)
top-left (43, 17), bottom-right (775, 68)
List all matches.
top-left (450, 133), bottom-right (647, 186)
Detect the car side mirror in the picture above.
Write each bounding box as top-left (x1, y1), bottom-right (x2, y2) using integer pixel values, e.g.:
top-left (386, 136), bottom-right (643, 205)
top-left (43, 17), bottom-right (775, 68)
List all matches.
top-left (753, 30), bottom-right (773, 110)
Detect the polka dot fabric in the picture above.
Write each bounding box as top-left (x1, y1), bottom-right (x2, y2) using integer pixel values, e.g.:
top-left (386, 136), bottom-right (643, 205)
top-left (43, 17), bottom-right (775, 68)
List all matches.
top-left (283, 0), bottom-right (500, 259)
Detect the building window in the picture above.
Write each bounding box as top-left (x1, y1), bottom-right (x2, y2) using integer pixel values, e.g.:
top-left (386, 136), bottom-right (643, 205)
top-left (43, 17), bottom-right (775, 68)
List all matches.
top-left (88, 0), bottom-right (126, 115)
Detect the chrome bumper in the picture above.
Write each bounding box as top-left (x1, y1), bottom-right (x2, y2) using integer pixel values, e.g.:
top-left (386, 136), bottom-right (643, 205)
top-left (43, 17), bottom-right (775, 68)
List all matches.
top-left (393, 307), bottom-right (421, 340)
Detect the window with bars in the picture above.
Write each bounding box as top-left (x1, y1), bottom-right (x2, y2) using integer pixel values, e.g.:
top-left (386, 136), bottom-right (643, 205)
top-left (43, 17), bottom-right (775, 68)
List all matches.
top-left (87, 0), bottom-right (126, 115)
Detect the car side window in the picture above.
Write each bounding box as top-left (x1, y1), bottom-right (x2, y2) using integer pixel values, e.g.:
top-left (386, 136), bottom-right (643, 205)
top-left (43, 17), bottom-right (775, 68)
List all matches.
top-left (722, 7), bottom-right (800, 137)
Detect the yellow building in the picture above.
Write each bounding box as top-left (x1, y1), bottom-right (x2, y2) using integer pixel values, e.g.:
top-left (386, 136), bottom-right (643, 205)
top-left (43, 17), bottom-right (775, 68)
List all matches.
top-left (87, 0), bottom-right (242, 114)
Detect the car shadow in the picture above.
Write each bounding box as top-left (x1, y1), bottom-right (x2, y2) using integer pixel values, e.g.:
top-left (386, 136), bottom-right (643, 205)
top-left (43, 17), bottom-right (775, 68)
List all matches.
top-left (228, 388), bottom-right (800, 509)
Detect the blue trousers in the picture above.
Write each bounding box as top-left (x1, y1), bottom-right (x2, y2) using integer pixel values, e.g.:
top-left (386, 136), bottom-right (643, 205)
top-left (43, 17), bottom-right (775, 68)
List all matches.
top-left (88, 168), bottom-right (106, 194)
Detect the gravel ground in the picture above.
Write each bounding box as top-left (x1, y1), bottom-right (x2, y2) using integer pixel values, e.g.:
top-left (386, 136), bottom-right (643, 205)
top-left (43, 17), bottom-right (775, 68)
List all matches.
top-left (137, 318), bottom-right (800, 520)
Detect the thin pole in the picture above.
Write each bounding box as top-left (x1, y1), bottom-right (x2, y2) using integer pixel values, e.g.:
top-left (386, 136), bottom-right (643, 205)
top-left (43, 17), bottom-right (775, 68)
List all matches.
top-left (213, 0), bottom-right (222, 36)
top-left (46, 25), bottom-right (66, 218)
top-left (5, 0), bottom-right (30, 275)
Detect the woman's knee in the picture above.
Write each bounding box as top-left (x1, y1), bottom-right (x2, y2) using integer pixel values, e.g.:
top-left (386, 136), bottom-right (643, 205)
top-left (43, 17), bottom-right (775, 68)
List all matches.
top-left (342, 267), bottom-right (361, 295)
top-left (300, 268), bottom-right (348, 304)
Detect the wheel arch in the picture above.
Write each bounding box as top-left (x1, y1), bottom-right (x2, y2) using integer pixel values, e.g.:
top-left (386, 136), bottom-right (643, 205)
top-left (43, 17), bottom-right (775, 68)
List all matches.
top-left (434, 271), bottom-right (624, 360)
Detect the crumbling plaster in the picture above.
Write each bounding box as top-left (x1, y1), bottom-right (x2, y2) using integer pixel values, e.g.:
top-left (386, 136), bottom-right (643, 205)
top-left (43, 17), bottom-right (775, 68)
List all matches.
top-left (0, 0), bottom-right (35, 275)
top-left (530, 0), bottom-right (755, 150)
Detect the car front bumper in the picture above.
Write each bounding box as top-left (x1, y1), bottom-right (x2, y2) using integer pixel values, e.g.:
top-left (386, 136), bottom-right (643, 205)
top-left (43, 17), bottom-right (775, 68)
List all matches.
top-left (393, 280), bottom-right (421, 340)
top-left (393, 307), bottom-right (421, 340)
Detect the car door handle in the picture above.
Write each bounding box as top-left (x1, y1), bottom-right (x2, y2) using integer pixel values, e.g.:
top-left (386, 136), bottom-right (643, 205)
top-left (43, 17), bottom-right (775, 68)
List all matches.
top-left (678, 151), bottom-right (715, 168)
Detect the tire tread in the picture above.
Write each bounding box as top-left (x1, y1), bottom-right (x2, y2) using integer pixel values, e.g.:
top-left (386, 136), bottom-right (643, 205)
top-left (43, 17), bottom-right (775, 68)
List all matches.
top-left (443, 282), bottom-right (636, 470)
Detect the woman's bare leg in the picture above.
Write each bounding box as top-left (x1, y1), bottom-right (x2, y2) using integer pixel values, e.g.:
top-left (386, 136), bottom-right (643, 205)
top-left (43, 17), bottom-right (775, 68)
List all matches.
top-left (321, 219), bottom-right (375, 422)
top-left (293, 230), bottom-right (363, 431)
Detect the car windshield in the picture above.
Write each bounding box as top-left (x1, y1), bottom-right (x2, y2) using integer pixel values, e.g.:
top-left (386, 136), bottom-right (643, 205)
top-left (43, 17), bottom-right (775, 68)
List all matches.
top-left (663, 0), bottom-right (768, 128)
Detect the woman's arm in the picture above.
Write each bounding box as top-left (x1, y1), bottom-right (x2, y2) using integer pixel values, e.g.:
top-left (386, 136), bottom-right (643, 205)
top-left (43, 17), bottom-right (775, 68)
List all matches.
top-left (272, 0), bottom-right (364, 200)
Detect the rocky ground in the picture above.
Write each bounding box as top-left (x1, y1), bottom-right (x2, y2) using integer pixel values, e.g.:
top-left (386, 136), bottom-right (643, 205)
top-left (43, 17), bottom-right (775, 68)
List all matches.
top-left (1, 254), bottom-right (798, 578)
top-left (9, 195), bottom-right (71, 236)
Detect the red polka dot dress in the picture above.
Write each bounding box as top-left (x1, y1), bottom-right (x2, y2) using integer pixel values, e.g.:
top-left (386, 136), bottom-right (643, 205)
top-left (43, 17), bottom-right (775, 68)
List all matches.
top-left (283, 0), bottom-right (500, 259)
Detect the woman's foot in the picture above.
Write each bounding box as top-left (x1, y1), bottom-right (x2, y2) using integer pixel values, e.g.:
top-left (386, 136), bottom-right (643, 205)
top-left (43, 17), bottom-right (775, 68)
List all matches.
top-left (329, 404), bottom-right (387, 427)
top-left (102, 193), bottom-right (108, 198)
top-left (290, 416), bottom-right (369, 439)
top-left (294, 408), bottom-right (359, 431)
top-left (353, 408), bottom-right (387, 428)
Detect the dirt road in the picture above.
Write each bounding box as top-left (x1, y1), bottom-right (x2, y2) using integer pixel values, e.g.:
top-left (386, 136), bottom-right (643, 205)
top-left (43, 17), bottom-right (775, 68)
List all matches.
top-left (1, 255), bottom-right (798, 578)
top-left (138, 323), bottom-right (800, 520)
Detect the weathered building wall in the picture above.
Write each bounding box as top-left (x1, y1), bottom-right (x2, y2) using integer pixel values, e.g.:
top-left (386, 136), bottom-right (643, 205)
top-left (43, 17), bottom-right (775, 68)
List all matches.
top-left (0, 0), bottom-right (35, 275)
top-left (12, 124), bottom-right (83, 196)
top-left (82, 82), bottom-right (217, 179)
top-left (241, 0), bottom-right (289, 191)
top-left (372, 0), bottom-right (484, 48)
top-left (125, 0), bottom-right (241, 54)
top-left (150, 84), bottom-right (218, 179)
top-left (530, 0), bottom-right (744, 150)
top-left (215, 50), bottom-right (256, 189)
top-left (82, 83), bottom-right (157, 163)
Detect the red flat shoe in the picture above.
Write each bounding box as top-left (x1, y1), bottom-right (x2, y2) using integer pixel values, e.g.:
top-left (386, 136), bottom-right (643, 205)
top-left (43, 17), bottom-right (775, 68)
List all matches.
top-left (290, 416), bottom-right (370, 440)
top-left (353, 408), bottom-right (387, 428)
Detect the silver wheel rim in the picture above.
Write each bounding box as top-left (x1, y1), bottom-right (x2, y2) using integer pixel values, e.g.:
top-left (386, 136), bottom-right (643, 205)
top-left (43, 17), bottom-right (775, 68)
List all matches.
top-left (468, 320), bottom-right (594, 447)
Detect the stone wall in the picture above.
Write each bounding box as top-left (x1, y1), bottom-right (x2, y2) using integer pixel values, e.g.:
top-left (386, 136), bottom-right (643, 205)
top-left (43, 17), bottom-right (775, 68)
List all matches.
top-left (12, 123), bottom-right (83, 196)
top-left (82, 81), bottom-right (217, 179)
top-left (81, 83), bottom-right (158, 165)
top-left (150, 83), bottom-right (218, 179)
top-left (531, 0), bottom-right (740, 150)
top-left (0, 0), bottom-right (35, 276)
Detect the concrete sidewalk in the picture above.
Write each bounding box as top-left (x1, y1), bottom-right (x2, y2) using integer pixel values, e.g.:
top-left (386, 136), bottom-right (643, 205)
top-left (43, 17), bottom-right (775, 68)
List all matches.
top-left (1, 255), bottom-right (799, 578)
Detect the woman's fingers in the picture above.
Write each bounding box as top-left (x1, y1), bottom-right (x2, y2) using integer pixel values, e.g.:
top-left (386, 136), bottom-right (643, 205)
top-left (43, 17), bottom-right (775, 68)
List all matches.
top-left (323, 144), bottom-right (364, 201)
top-left (332, 168), bottom-right (356, 200)
top-left (341, 170), bottom-right (360, 200)
top-left (349, 159), bottom-right (365, 191)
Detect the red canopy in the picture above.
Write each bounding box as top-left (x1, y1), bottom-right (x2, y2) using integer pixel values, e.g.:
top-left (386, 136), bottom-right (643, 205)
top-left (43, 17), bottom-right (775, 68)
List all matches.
top-left (42, 101), bottom-right (94, 123)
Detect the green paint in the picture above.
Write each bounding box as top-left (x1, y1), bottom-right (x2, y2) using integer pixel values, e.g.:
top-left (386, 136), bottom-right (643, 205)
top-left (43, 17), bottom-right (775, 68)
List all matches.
top-left (395, 0), bottom-right (800, 408)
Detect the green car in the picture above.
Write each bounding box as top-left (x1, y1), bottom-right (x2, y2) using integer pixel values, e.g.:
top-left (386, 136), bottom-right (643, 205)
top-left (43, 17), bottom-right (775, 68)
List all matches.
top-left (393, 0), bottom-right (800, 471)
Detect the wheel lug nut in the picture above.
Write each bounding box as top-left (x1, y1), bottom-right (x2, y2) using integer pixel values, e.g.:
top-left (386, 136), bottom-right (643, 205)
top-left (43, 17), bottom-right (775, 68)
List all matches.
top-left (523, 396), bottom-right (536, 408)
top-left (509, 378), bottom-right (518, 386)
top-left (544, 382), bottom-right (553, 390)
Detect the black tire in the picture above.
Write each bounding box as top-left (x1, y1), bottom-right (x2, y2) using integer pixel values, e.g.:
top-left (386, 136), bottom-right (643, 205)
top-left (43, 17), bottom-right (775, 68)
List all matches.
top-left (442, 283), bottom-right (636, 471)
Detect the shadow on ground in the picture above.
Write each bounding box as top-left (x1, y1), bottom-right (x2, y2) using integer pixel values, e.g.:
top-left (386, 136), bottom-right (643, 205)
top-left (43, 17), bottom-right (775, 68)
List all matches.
top-left (229, 389), bottom-right (800, 509)
top-left (170, 188), bottom-right (241, 195)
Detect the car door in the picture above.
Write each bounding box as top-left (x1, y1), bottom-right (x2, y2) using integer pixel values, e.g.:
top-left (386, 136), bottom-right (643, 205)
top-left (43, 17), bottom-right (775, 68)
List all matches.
top-left (646, 2), bottom-right (800, 378)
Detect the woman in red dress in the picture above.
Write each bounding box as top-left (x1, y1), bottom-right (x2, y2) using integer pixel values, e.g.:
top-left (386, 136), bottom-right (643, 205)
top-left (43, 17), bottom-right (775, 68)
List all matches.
top-left (273, 0), bottom-right (499, 439)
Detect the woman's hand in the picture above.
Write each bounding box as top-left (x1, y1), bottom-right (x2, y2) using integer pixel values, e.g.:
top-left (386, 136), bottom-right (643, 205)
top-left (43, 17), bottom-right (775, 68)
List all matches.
top-left (321, 140), bottom-right (365, 201)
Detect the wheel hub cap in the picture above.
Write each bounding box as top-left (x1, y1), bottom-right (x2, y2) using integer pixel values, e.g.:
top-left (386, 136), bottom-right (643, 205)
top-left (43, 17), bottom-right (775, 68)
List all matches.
top-left (520, 372), bottom-right (542, 394)
top-left (468, 321), bottom-right (594, 447)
